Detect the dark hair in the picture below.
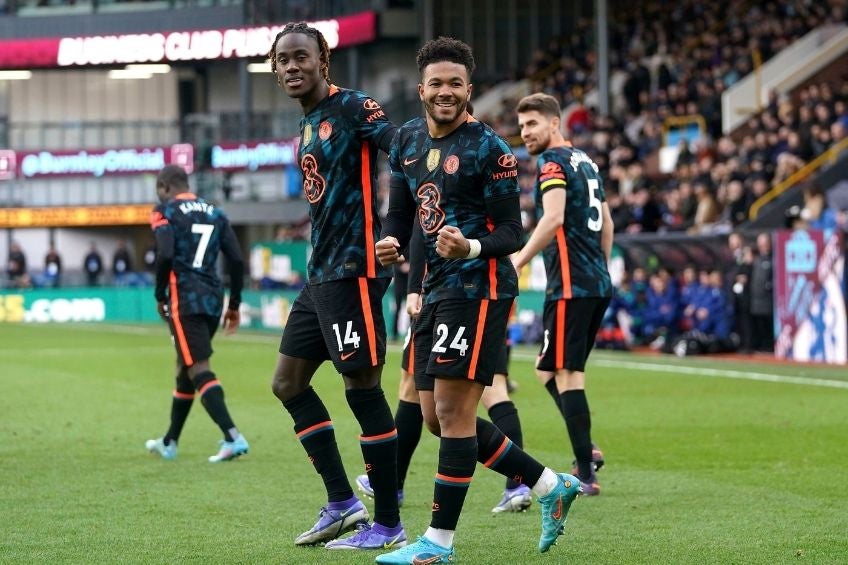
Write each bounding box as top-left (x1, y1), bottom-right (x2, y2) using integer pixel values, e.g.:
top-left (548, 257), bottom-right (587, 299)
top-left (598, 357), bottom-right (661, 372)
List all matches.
top-left (416, 36), bottom-right (475, 78)
top-left (269, 22), bottom-right (331, 83)
top-left (516, 93), bottom-right (561, 118)
top-left (157, 164), bottom-right (189, 190)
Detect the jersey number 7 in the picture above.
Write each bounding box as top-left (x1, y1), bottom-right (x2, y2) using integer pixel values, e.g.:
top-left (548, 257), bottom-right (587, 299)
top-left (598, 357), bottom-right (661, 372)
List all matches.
top-left (191, 224), bottom-right (215, 268)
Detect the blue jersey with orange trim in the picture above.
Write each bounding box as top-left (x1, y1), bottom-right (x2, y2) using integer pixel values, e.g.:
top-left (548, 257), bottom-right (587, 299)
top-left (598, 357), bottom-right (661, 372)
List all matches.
top-left (534, 145), bottom-right (612, 300)
top-left (151, 194), bottom-right (242, 316)
top-left (298, 85), bottom-right (394, 283)
top-left (389, 116), bottom-right (520, 304)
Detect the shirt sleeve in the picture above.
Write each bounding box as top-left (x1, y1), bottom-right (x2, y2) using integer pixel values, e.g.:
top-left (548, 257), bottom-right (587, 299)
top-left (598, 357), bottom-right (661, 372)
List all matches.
top-left (536, 153), bottom-right (567, 193)
top-left (479, 134), bottom-right (521, 201)
top-left (219, 220), bottom-right (244, 309)
top-left (348, 91), bottom-right (396, 154)
top-left (381, 130), bottom-right (417, 247)
top-left (152, 209), bottom-right (174, 303)
top-left (406, 221), bottom-right (426, 294)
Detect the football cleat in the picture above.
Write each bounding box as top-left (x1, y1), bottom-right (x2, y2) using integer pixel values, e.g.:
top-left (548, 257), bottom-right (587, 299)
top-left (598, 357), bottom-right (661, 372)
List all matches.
top-left (295, 500), bottom-right (369, 546)
top-left (538, 473), bottom-right (582, 553)
top-left (208, 434), bottom-right (249, 463)
top-left (145, 437), bottom-right (177, 461)
top-left (491, 484), bottom-right (533, 513)
top-left (578, 472), bottom-right (601, 496)
top-left (375, 536), bottom-right (455, 564)
top-left (325, 521), bottom-right (408, 550)
top-left (571, 443), bottom-right (605, 475)
top-left (355, 474), bottom-right (405, 507)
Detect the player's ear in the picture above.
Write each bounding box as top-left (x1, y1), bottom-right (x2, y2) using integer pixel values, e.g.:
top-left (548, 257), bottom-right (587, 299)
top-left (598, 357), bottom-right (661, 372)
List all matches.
top-left (418, 83), bottom-right (425, 101)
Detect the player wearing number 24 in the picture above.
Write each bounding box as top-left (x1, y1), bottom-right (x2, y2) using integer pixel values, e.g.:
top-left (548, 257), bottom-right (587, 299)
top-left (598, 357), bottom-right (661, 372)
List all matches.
top-left (146, 164), bottom-right (249, 463)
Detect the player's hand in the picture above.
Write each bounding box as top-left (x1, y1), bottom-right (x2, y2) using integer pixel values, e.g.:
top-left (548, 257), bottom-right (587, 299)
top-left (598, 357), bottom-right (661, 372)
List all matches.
top-left (222, 307), bottom-right (240, 334)
top-left (511, 256), bottom-right (523, 277)
top-left (376, 236), bottom-right (404, 266)
top-left (157, 301), bottom-right (169, 322)
top-left (406, 292), bottom-right (422, 319)
top-left (436, 225), bottom-right (470, 259)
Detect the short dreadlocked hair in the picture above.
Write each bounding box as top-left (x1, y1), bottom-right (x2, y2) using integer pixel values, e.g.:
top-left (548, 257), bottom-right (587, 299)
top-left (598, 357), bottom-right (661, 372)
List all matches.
top-left (269, 22), bottom-right (331, 83)
top-left (416, 37), bottom-right (475, 79)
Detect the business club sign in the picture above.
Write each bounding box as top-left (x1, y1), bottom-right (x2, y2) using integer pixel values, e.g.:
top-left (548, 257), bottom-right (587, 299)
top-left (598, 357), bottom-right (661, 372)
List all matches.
top-left (0, 11), bottom-right (376, 69)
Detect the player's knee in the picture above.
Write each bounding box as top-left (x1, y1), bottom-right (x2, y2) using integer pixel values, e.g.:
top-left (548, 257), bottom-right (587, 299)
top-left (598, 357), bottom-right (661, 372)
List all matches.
top-left (423, 412), bottom-right (441, 436)
top-left (271, 371), bottom-right (308, 402)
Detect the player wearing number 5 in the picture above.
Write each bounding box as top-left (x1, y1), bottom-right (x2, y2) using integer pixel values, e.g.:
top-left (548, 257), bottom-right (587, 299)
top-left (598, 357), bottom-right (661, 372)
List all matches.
top-left (512, 93), bottom-right (614, 496)
top-left (267, 23), bottom-right (407, 551)
top-left (376, 38), bottom-right (581, 564)
top-left (145, 164), bottom-right (249, 463)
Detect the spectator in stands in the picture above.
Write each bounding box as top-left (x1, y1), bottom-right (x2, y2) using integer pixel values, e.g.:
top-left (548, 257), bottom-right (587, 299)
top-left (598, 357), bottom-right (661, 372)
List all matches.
top-left (84, 243), bottom-right (103, 287)
top-left (750, 233), bottom-right (775, 352)
top-left (112, 241), bottom-right (133, 285)
top-left (627, 186), bottom-right (662, 233)
top-left (643, 272), bottom-right (679, 350)
top-left (6, 241), bottom-right (27, 287)
top-left (43, 244), bottom-right (62, 288)
top-left (689, 182), bottom-right (721, 234)
top-left (719, 180), bottom-right (751, 228)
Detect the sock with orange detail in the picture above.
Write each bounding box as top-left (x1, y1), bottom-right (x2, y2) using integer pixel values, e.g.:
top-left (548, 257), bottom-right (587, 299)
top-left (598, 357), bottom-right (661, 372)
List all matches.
top-left (164, 373), bottom-right (194, 445)
top-left (193, 370), bottom-right (237, 441)
top-left (283, 386), bottom-right (353, 503)
top-left (487, 401), bottom-right (525, 490)
top-left (346, 386), bottom-right (400, 527)
top-left (430, 436), bottom-right (476, 534)
top-left (476, 417), bottom-right (544, 490)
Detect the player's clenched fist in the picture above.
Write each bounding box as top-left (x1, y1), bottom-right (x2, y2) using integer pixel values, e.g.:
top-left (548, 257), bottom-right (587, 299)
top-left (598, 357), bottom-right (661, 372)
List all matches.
top-left (376, 236), bottom-right (404, 266)
top-left (436, 225), bottom-right (470, 259)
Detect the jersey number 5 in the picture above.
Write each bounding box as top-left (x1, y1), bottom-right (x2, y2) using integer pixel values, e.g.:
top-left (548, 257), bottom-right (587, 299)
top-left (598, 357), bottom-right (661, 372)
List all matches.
top-left (191, 224), bottom-right (215, 268)
top-left (587, 178), bottom-right (602, 232)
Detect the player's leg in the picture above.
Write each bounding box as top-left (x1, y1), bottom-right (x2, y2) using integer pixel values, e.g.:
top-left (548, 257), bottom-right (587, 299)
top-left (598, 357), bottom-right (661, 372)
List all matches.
top-left (145, 363), bottom-right (192, 460)
top-left (170, 311), bottom-right (247, 462)
top-left (356, 329), bottom-right (421, 506)
top-left (319, 278), bottom-right (405, 550)
top-left (273, 285), bottom-right (366, 545)
top-left (482, 371), bottom-right (532, 513)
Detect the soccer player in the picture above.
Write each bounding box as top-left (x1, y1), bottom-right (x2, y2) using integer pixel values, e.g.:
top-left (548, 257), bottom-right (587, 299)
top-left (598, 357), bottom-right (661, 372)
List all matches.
top-left (268, 23), bottom-right (406, 550)
top-left (375, 37), bottom-right (580, 564)
top-left (512, 93), bottom-right (614, 496)
top-left (145, 164), bottom-right (249, 463)
top-left (357, 228), bottom-right (534, 515)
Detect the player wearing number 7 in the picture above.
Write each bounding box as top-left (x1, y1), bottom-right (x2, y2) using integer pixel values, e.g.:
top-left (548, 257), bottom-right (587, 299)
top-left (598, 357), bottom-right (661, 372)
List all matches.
top-left (512, 93), bottom-right (614, 496)
top-left (145, 164), bottom-right (249, 463)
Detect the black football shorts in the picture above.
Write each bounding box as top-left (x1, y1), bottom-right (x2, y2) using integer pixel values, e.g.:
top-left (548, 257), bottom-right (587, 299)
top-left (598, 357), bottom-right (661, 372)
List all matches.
top-left (168, 312), bottom-right (219, 367)
top-left (280, 277), bottom-right (390, 373)
top-left (536, 297), bottom-right (610, 372)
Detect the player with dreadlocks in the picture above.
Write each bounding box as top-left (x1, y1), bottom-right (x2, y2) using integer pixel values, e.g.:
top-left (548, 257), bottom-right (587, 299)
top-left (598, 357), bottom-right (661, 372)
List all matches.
top-left (267, 22), bottom-right (407, 552)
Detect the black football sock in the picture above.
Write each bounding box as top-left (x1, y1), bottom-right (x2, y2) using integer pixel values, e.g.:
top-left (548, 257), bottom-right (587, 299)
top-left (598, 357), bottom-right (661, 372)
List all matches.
top-left (164, 375), bottom-right (194, 445)
top-left (283, 386), bottom-right (353, 503)
top-left (346, 387), bottom-right (400, 527)
top-left (488, 401), bottom-right (524, 490)
top-left (561, 389), bottom-right (593, 481)
top-left (394, 400), bottom-right (423, 490)
top-left (544, 377), bottom-right (566, 418)
top-left (193, 371), bottom-right (237, 441)
top-left (430, 436), bottom-right (476, 531)
top-left (476, 417), bottom-right (544, 488)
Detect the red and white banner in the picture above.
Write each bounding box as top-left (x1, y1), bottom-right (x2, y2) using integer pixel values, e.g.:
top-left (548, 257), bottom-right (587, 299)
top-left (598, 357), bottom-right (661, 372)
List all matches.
top-left (773, 229), bottom-right (847, 363)
top-left (0, 144), bottom-right (193, 179)
top-left (0, 11), bottom-right (375, 69)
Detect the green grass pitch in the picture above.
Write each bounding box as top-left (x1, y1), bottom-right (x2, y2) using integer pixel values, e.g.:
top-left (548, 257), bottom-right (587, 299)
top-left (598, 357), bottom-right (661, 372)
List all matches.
top-left (1, 322), bottom-right (847, 564)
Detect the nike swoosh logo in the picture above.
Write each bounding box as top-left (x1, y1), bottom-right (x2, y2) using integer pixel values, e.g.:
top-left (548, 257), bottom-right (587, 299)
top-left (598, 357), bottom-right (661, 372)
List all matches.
top-left (551, 496), bottom-right (563, 521)
top-left (382, 534), bottom-right (404, 549)
top-left (412, 556), bottom-right (443, 565)
top-left (403, 157), bottom-right (419, 166)
top-left (340, 351), bottom-right (356, 361)
top-left (435, 356), bottom-right (456, 364)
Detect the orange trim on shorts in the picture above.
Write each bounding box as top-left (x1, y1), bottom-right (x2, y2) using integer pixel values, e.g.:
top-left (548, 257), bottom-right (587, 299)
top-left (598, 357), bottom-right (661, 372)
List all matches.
top-left (172, 390), bottom-right (195, 400)
top-left (555, 299), bottom-right (566, 369)
top-left (198, 379), bottom-right (221, 396)
top-left (466, 299), bottom-right (489, 380)
top-left (360, 142), bottom-right (376, 278)
top-left (406, 331), bottom-right (415, 374)
top-left (169, 272), bottom-right (194, 366)
top-left (555, 227), bottom-right (572, 298)
top-left (358, 277), bottom-right (378, 366)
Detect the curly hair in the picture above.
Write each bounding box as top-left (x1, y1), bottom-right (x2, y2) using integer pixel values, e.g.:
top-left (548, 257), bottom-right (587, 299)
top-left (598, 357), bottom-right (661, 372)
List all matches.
top-left (416, 36), bottom-right (475, 78)
top-left (269, 22), bottom-right (331, 83)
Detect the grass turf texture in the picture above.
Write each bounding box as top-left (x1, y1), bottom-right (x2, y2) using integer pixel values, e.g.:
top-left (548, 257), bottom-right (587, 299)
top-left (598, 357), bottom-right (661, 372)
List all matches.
top-left (1, 322), bottom-right (846, 564)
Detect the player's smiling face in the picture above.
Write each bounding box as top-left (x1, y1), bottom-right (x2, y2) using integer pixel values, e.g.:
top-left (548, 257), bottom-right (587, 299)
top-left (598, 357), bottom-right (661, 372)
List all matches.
top-left (419, 61), bottom-right (471, 133)
top-left (274, 33), bottom-right (326, 105)
top-left (518, 110), bottom-right (557, 155)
